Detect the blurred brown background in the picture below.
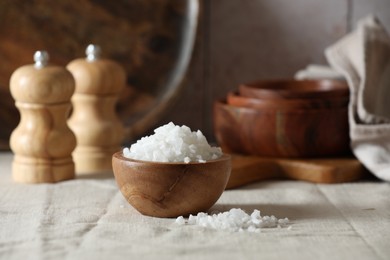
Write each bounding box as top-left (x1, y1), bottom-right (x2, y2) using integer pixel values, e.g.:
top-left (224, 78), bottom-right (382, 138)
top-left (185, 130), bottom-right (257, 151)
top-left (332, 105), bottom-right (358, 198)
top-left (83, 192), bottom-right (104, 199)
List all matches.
top-left (162, 0), bottom-right (390, 141)
top-left (0, 0), bottom-right (389, 147)
top-left (0, 0), bottom-right (187, 148)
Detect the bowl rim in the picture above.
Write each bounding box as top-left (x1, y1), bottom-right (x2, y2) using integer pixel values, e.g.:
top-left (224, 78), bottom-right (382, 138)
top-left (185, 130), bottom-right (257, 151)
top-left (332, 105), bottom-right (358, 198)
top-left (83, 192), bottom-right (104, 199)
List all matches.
top-left (239, 79), bottom-right (349, 99)
top-left (112, 151), bottom-right (231, 166)
top-left (215, 99), bottom-right (348, 114)
top-left (227, 90), bottom-right (349, 109)
top-left (228, 90), bottom-right (349, 102)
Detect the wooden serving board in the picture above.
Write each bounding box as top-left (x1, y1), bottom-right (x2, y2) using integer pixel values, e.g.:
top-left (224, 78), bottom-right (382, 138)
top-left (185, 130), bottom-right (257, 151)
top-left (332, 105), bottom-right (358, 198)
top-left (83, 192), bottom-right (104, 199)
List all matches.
top-left (226, 154), bottom-right (367, 189)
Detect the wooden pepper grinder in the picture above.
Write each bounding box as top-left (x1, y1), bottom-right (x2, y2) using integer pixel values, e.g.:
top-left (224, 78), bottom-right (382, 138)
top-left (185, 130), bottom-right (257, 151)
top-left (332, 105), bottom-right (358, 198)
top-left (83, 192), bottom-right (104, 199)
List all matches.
top-left (9, 51), bottom-right (76, 183)
top-left (67, 44), bottom-right (126, 174)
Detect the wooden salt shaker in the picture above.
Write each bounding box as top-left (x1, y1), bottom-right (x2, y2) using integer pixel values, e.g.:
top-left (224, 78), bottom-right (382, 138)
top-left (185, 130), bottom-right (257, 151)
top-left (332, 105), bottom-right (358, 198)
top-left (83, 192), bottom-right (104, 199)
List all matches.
top-left (10, 51), bottom-right (76, 183)
top-left (67, 44), bottom-right (126, 174)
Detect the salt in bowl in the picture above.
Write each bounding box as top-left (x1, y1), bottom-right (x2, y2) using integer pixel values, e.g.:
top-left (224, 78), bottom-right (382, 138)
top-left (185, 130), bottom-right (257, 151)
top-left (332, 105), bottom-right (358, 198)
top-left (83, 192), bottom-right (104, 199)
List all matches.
top-left (112, 152), bottom-right (231, 218)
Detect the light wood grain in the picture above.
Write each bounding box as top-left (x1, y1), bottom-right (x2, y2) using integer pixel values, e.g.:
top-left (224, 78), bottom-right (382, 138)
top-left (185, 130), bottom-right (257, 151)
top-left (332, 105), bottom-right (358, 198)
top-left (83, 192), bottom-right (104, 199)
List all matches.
top-left (112, 152), bottom-right (231, 218)
top-left (10, 64), bottom-right (76, 183)
top-left (227, 154), bottom-right (366, 189)
top-left (67, 56), bottom-right (125, 174)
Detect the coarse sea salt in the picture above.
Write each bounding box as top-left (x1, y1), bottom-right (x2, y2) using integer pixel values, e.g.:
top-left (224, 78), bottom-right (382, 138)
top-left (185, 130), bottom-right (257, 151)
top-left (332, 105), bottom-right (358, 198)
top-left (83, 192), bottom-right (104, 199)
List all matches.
top-left (175, 208), bottom-right (290, 233)
top-left (123, 122), bottom-right (223, 163)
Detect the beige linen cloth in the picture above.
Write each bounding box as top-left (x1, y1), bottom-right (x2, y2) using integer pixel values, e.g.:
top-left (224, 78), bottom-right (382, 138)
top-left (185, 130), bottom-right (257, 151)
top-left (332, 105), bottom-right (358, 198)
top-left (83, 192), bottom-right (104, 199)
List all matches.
top-left (298, 15), bottom-right (390, 182)
top-left (0, 152), bottom-right (390, 260)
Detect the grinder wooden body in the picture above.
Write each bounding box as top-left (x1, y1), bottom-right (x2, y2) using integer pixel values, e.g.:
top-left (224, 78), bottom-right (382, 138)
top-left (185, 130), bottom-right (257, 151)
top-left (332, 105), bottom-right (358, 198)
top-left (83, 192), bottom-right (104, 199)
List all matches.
top-left (9, 51), bottom-right (76, 183)
top-left (67, 45), bottom-right (126, 174)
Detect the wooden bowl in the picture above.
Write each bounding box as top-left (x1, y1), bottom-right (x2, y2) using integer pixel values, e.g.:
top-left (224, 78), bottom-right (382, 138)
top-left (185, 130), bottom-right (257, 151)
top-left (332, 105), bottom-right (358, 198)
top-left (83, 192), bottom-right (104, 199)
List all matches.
top-left (227, 91), bottom-right (349, 109)
top-left (239, 79), bottom-right (349, 99)
top-left (112, 152), bottom-right (231, 218)
top-left (213, 100), bottom-right (350, 158)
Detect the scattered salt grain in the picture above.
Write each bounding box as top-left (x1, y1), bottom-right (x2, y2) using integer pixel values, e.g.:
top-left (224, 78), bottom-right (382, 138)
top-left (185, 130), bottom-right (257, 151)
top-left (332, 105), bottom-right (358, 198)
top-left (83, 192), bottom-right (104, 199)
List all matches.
top-left (175, 208), bottom-right (290, 233)
top-left (123, 122), bottom-right (222, 163)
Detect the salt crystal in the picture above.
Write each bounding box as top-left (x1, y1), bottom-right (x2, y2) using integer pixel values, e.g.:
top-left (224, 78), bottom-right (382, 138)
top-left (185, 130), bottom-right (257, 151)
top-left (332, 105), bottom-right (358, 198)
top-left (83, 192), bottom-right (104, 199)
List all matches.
top-left (123, 122), bottom-right (222, 163)
top-left (175, 216), bottom-right (186, 225)
top-left (251, 218), bottom-right (261, 225)
top-left (175, 208), bottom-right (290, 233)
top-left (250, 209), bottom-right (260, 219)
top-left (188, 214), bottom-right (196, 225)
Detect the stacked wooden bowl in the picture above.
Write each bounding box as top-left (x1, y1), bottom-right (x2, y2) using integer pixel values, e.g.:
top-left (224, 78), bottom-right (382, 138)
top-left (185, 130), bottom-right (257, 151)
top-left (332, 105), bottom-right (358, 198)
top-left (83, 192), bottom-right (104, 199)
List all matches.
top-left (213, 79), bottom-right (351, 158)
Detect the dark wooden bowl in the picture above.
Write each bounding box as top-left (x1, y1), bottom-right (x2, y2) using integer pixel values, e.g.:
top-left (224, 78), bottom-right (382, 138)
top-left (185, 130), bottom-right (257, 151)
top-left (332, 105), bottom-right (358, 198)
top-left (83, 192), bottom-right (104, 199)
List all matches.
top-left (112, 152), bottom-right (231, 218)
top-left (213, 100), bottom-right (350, 158)
top-left (227, 91), bottom-right (349, 110)
top-left (239, 79), bottom-right (349, 99)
